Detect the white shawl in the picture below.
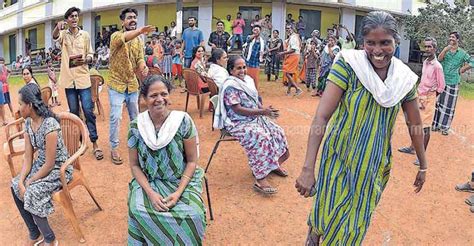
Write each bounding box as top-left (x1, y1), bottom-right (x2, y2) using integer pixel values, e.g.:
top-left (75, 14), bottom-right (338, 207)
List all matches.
top-left (213, 75), bottom-right (259, 129)
top-left (137, 110), bottom-right (200, 156)
top-left (334, 49), bottom-right (418, 108)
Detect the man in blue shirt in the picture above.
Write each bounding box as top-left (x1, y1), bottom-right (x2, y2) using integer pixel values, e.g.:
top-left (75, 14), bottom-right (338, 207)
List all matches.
top-left (182, 16), bottom-right (204, 68)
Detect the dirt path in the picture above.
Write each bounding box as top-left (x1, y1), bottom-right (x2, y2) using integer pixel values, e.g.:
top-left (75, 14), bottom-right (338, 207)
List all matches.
top-left (1, 80), bottom-right (473, 245)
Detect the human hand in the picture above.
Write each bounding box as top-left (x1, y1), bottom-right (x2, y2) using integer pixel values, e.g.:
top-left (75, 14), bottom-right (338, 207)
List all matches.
top-left (444, 45), bottom-right (452, 51)
top-left (413, 170), bottom-right (426, 193)
top-left (148, 191), bottom-right (169, 212)
top-left (263, 105), bottom-right (279, 118)
top-left (295, 168), bottom-right (316, 197)
top-left (57, 20), bottom-right (66, 30)
top-left (142, 66), bottom-right (149, 77)
top-left (163, 192), bottom-right (181, 209)
top-left (211, 44), bottom-right (216, 49)
top-left (19, 183), bottom-right (26, 199)
top-left (140, 25), bottom-right (155, 35)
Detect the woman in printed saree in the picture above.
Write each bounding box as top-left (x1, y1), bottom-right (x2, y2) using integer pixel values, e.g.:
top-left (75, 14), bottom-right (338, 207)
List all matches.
top-left (315, 35), bottom-right (340, 97)
top-left (295, 11), bottom-right (428, 245)
top-left (214, 55), bottom-right (290, 195)
top-left (127, 75), bottom-right (206, 245)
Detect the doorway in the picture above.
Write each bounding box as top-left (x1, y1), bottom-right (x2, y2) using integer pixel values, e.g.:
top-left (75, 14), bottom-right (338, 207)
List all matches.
top-left (239, 6), bottom-right (261, 39)
top-left (299, 9), bottom-right (321, 39)
top-left (9, 34), bottom-right (16, 63)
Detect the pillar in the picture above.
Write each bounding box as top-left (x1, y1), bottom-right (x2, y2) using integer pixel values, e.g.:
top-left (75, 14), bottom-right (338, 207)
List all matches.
top-left (17, 28), bottom-right (24, 56)
top-left (340, 8), bottom-right (356, 35)
top-left (136, 5), bottom-right (147, 40)
top-left (44, 20), bottom-right (53, 50)
top-left (272, 0), bottom-right (286, 38)
top-left (82, 11), bottom-right (95, 51)
top-left (198, 0), bottom-right (212, 50)
top-left (399, 0), bottom-right (413, 63)
top-left (0, 37), bottom-right (4, 58)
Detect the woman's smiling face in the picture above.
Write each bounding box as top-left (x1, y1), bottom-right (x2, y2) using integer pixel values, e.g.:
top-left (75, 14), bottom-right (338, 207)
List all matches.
top-left (364, 27), bottom-right (395, 70)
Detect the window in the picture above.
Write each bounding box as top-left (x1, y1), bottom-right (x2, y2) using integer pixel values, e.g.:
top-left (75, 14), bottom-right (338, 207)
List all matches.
top-left (299, 9), bottom-right (321, 39)
top-left (9, 34), bottom-right (16, 63)
top-left (355, 14), bottom-right (365, 43)
top-left (182, 7), bottom-right (199, 30)
top-left (28, 28), bottom-right (38, 50)
top-left (239, 6), bottom-right (261, 38)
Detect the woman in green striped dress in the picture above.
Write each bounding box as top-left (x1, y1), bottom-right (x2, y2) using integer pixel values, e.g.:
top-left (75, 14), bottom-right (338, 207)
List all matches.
top-left (296, 11), bottom-right (428, 245)
top-left (127, 75), bottom-right (206, 245)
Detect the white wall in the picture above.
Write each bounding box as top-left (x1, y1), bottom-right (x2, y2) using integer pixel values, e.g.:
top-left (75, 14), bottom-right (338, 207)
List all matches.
top-left (44, 20), bottom-right (53, 50)
top-left (0, 38), bottom-right (4, 57)
top-left (340, 8), bottom-right (356, 34)
top-left (272, 0), bottom-right (286, 39)
top-left (17, 28), bottom-right (24, 55)
top-left (399, 0), bottom-right (413, 63)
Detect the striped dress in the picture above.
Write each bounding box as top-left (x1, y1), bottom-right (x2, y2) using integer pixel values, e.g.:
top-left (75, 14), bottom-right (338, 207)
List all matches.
top-left (308, 58), bottom-right (417, 245)
top-left (127, 115), bottom-right (206, 245)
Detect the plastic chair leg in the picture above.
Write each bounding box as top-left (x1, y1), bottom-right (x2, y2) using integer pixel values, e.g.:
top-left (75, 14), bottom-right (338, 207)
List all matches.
top-left (55, 191), bottom-right (86, 243)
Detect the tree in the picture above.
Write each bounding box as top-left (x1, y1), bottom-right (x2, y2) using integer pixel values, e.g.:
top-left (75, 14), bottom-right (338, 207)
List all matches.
top-left (401, 0), bottom-right (473, 53)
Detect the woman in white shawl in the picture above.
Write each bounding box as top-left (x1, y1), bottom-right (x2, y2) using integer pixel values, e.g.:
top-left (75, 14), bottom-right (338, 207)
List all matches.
top-left (214, 55), bottom-right (290, 195)
top-left (295, 11), bottom-right (427, 245)
top-left (207, 48), bottom-right (229, 89)
top-left (127, 75), bottom-right (206, 244)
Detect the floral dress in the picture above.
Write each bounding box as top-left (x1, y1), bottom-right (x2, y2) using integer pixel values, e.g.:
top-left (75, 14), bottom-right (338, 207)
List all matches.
top-left (127, 114), bottom-right (206, 245)
top-left (11, 117), bottom-right (72, 218)
top-left (223, 87), bottom-right (288, 179)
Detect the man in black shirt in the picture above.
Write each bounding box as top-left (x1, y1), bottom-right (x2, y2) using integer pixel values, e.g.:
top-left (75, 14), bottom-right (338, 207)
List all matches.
top-left (208, 20), bottom-right (231, 52)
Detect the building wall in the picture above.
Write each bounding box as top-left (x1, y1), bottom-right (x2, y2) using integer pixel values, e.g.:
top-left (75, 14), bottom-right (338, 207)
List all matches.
top-left (213, 0), bottom-right (272, 23)
top-left (147, 3), bottom-right (179, 31)
top-left (3, 35), bottom-right (11, 62)
top-left (286, 4), bottom-right (339, 37)
top-left (96, 9), bottom-right (122, 28)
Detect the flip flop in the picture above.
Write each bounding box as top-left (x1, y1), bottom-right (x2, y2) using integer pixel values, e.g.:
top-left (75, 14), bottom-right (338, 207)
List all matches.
top-left (465, 195), bottom-right (474, 206)
top-left (398, 146), bottom-right (415, 155)
top-left (93, 148), bottom-right (104, 160)
top-left (413, 159), bottom-right (420, 166)
top-left (253, 183), bottom-right (277, 195)
top-left (455, 182), bottom-right (474, 193)
top-left (111, 152), bottom-right (123, 165)
top-left (272, 168), bottom-right (289, 177)
top-left (33, 237), bottom-right (44, 246)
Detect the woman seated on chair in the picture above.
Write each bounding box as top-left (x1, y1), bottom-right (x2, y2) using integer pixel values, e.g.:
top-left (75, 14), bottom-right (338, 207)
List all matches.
top-left (11, 83), bottom-right (72, 246)
top-left (22, 66), bottom-right (40, 87)
top-left (207, 48), bottom-right (229, 89)
top-left (214, 55), bottom-right (290, 195)
top-left (189, 45), bottom-right (209, 94)
top-left (127, 75), bottom-right (206, 244)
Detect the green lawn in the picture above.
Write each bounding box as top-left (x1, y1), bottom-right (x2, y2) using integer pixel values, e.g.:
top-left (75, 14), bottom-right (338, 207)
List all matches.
top-left (460, 82), bottom-right (474, 100)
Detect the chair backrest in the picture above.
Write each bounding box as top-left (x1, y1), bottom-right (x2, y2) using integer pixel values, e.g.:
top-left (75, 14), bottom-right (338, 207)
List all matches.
top-left (90, 75), bottom-right (104, 103)
top-left (58, 112), bottom-right (88, 170)
top-left (4, 117), bottom-right (25, 142)
top-left (148, 67), bottom-right (162, 76)
top-left (204, 77), bottom-right (219, 97)
top-left (183, 68), bottom-right (204, 95)
top-left (40, 87), bottom-right (52, 105)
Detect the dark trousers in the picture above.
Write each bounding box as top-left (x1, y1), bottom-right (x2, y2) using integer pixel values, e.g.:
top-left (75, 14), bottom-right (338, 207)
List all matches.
top-left (65, 87), bottom-right (98, 143)
top-left (12, 188), bottom-right (55, 243)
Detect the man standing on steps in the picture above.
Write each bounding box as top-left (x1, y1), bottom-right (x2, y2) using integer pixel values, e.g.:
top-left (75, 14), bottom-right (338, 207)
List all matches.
top-left (432, 31), bottom-right (473, 136)
top-left (182, 16), bottom-right (204, 68)
top-left (398, 37), bottom-right (445, 165)
top-left (53, 7), bottom-right (104, 161)
top-left (108, 8), bottom-right (153, 165)
top-left (230, 12), bottom-right (246, 51)
top-left (208, 21), bottom-right (231, 52)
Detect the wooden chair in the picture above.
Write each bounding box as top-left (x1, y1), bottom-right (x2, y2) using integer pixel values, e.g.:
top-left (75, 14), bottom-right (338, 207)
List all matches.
top-left (52, 112), bottom-right (103, 243)
top-left (3, 117), bottom-right (25, 178)
top-left (90, 75), bottom-right (106, 120)
top-left (40, 86), bottom-right (52, 106)
top-left (148, 66), bottom-right (162, 76)
top-left (183, 68), bottom-right (209, 118)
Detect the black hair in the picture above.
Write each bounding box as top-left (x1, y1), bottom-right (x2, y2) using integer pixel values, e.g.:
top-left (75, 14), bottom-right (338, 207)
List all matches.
top-left (216, 20), bottom-right (224, 26)
top-left (22, 66), bottom-right (39, 84)
top-left (208, 48), bottom-right (226, 64)
top-left (237, 12), bottom-right (242, 15)
top-left (120, 8), bottom-right (138, 21)
top-left (265, 15), bottom-right (270, 18)
top-left (64, 7), bottom-right (80, 20)
top-left (226, 55), bottom-right (244, 74)
top-left (19, 83), bottom-right (58, 121)
top-left (188, 16), bottom-right (197, 21)
top-left (361, 11), bottom-right (400, 43)
top-left (191, 45), bottom-right (205, 61)
top-left (253, 25), bottom-right (261, 30)
top-left (145, 46), bottom-right (153, 56)
top-left (0, 57), bottom-right (4, 62)
top-left (449, 31), bottom-right (461, 40)
top-left (273, 30), bottom-right (279, 34)
top-left (140, 75), bottom-right (174, 96)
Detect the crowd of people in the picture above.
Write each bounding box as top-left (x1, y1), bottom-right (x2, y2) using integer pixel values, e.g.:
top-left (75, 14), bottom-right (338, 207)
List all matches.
top-left (0, 5), bottom-right (473, 246)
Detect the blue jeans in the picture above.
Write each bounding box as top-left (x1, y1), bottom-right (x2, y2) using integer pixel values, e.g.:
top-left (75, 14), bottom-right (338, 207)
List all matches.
top-left (184, 57), bottom-right (193, 68)
top-left (108, 88), bottom-right (138, 149)
top-left (230, 34), bottom-right (244, 50)
top-left (65, 87), bottom-right (98, 143)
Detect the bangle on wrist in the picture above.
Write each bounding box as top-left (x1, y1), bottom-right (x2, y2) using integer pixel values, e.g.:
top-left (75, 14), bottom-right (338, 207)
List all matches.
top-left (182, 174), bottom-right (192, 180)
top-left (419, 169), bottom-right (427, 172)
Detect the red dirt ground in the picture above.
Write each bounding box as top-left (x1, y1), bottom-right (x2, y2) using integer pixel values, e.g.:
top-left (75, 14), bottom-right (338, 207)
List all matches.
top-left (1, 79), bottom-right (473, 245)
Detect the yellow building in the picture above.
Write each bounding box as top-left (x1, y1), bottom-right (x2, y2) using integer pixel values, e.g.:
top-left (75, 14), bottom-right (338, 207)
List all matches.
top-left (0, 0), bottom-right (430, 64)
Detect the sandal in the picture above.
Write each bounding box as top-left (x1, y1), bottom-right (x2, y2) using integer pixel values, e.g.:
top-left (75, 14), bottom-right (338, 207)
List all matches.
top-left (465, 195), bottom-right (474, 206)
top-left (93, 148), bottom-right (104, 160)
top-left (253, 183), bottom-right (277, 195)
top-left (455, 182), bottom-right (474, 193)
top-left (33, 237), bottom-right (44, 246)
top-left (398, 146), bottom-right (415, 155)
top-left (272, 167), bottom-right (289, 177)
top-left (111, 151), bottom-right (123, 165)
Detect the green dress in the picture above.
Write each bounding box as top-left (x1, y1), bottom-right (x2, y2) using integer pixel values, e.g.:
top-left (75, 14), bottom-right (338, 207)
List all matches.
top-left (127, 113), bottom-right (206, 245)
top-left (308, 58), bottom-right (417, 245)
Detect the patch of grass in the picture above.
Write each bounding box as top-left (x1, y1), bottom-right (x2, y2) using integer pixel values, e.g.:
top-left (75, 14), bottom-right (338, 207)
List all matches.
top-left (460, 82), bottom-right (474, 100)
